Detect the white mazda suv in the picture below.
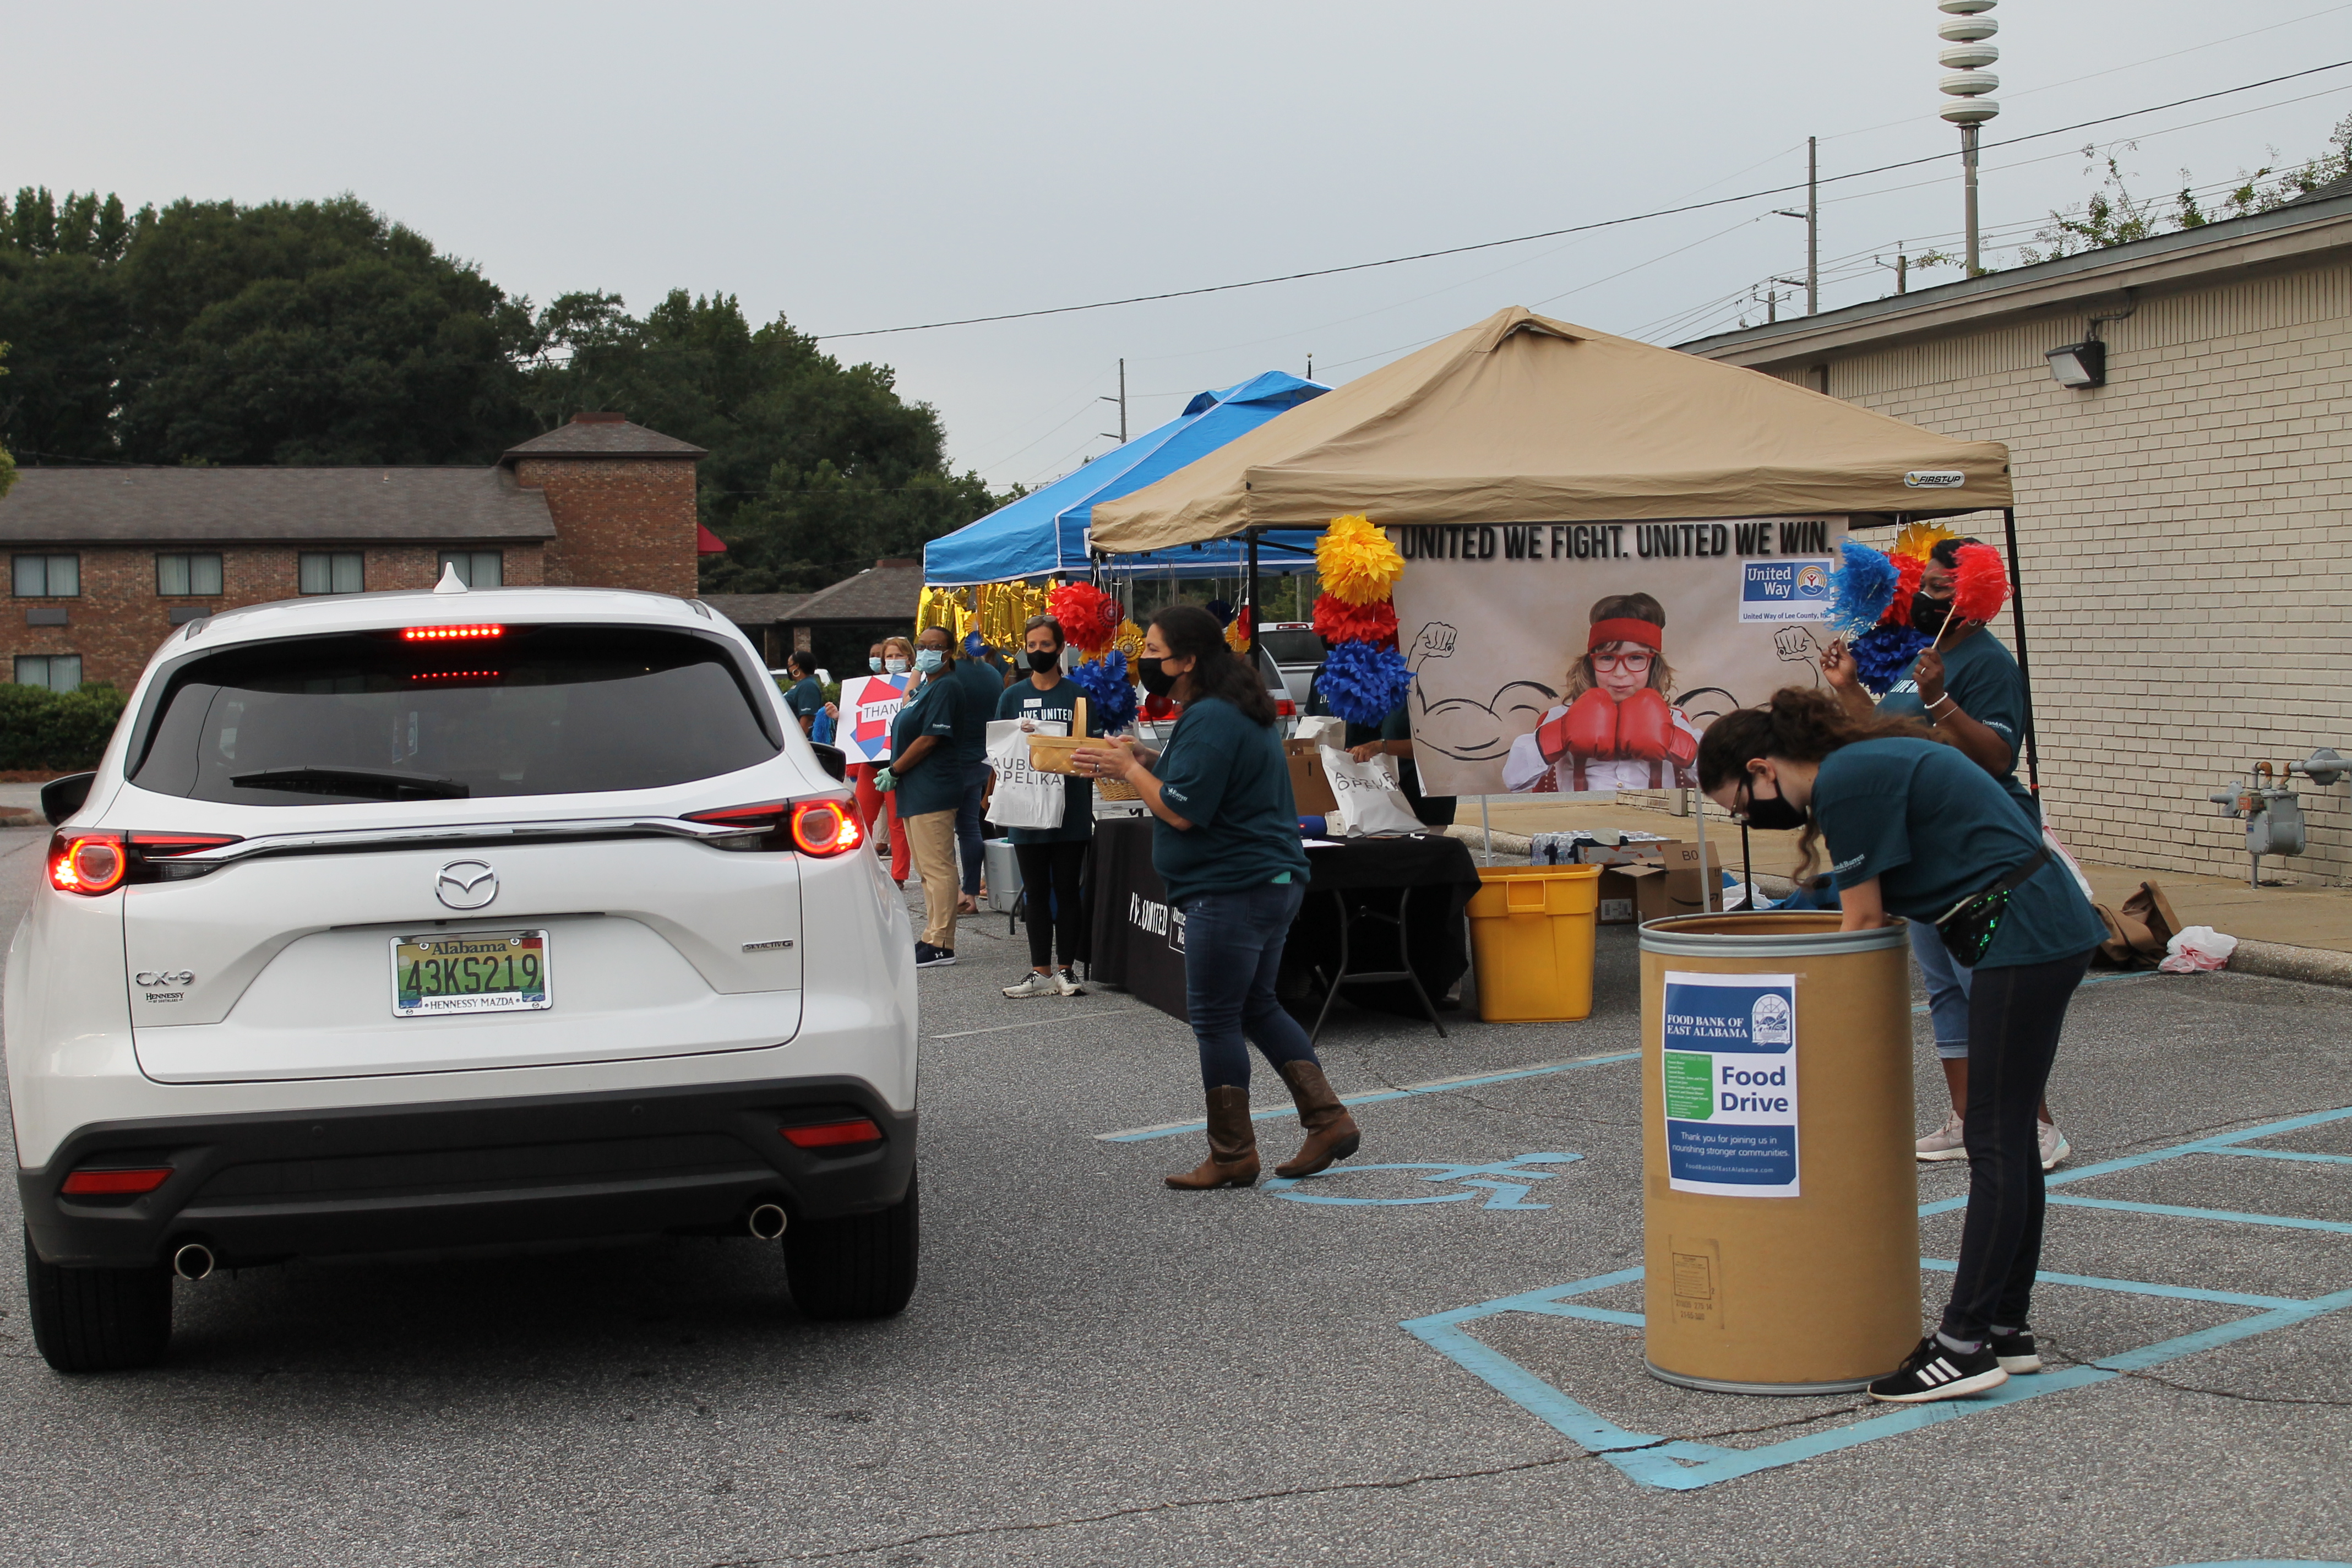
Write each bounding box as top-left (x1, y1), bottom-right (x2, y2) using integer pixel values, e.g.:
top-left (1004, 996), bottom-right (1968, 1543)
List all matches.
top-left (8, 582), bottom-right (918, 1371)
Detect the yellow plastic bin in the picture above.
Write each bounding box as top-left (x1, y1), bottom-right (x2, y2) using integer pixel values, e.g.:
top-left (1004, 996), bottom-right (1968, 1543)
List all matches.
top-left (1466, 863), bottom-right (1600, 1022)
top-left (1638, 911), bottom-right (1918, 1393)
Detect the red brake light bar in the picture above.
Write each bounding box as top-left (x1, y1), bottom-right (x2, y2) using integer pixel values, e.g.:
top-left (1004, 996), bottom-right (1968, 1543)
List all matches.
top-left (61, 1166), bottom-right (173, 1196)
top-left (402, 624), bottom-right (505, 641)
top-left (48, 831), bottom-right (242, 895)
top-left (780, 1118), bottom-right (883, 1150)
top-left (685, 799), bottom-right (864, 857)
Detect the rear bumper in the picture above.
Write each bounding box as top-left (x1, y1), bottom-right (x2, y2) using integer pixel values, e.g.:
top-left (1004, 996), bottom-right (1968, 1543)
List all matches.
top-left (19, 1076), bottom-right (916, 1270)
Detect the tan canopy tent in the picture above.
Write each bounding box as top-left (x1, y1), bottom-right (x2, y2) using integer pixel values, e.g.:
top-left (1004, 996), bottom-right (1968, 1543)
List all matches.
top-left (1088, 307), bottom-right (2011, 551)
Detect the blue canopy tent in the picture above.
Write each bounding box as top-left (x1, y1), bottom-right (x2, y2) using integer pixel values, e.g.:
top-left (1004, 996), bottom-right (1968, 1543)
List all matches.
top-left (922, 371), bottom-right (1329, 587)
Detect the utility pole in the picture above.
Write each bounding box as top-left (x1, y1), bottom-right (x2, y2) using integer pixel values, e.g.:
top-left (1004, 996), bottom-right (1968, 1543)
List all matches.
top-left (1770, 136), bottom-right (1819, 315)
top-left (1098, 358), bottom-right (1128, 445)
top-left (1937, 0), bottom-right (2000, 275)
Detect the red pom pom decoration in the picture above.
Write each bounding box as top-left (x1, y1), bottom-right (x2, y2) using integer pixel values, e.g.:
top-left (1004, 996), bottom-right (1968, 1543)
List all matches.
top-left (1879, 553), bottom-right (1925, 629)
top-left (1047, 581), bottom-right (1123, 656)
top-left (1951, 542), bottom-right (2008, 625)
top-left (1311, 592), bottom-right (1398, 649)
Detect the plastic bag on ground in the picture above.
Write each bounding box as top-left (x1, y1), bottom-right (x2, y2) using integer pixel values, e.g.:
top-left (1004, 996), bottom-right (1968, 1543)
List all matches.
top-left (2159, 925), bottom-right (2238, 973)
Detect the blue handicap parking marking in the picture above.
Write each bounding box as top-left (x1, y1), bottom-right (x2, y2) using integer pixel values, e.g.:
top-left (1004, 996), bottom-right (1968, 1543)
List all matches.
top-left (1403, 1106), bottom-right (2352, 1491)
top-left (1266, 1152), bottom-right (1583, 1209)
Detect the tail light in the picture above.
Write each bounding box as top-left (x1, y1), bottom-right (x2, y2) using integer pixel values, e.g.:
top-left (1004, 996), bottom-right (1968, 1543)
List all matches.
top-left (47, 831), bottom-right (242, 895)
top-left (402, 624), bottom-right (505, 641)
top-left (780, 1117), bottom-right (883, 1150)
top-left (1273, 695), bottom-right (1297, 717)
top-left (61, 1166), bottom-right (173, 1196)
top-left (685, 799), bottom-right (864, 857)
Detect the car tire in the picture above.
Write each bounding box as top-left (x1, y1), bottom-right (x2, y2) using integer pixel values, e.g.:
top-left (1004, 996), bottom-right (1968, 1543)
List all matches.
top-left (23, 1229), bottom-right (172, 1373)
top-left (783, 1170), bottom-right (919, 1320)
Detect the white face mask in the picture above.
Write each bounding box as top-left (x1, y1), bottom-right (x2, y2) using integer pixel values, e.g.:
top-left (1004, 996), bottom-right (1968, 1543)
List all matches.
top-left (869, 657), bottom-right (883, 673)
top-left (884, 657), bottom-right (910, 674)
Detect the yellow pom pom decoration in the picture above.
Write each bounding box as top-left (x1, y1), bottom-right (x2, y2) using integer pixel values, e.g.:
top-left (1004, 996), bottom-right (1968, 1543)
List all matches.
top-left (1315, 514), bottom-right (1403, 606)
top-left (1892, 521), bottom-right (1959, 562)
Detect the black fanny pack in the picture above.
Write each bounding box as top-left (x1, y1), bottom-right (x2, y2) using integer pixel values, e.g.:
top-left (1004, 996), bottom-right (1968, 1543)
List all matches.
top-left (1931, 848), bottom-right (2050, 966)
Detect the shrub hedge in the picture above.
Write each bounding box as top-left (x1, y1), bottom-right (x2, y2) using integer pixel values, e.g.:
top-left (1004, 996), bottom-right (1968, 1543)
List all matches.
top-left (0, 683), bottom-right (129, 771)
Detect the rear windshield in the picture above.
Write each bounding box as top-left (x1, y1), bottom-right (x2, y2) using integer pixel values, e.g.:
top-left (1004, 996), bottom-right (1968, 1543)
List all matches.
top-left (132, 626), bottom-right (781, 805)
top-left (1259, 630), bottom-right (1327, 665)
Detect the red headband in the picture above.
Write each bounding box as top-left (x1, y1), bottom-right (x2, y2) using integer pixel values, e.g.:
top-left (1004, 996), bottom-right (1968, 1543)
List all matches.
top-left (1588, 617), bottom-right (1663, 652)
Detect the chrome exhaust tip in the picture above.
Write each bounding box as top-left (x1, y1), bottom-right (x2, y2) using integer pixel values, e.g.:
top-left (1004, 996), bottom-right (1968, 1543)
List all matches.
top-left (172, 1243), bottom-right (215, 1281)
top-left (747, 1203), bottom-right (788, 1240)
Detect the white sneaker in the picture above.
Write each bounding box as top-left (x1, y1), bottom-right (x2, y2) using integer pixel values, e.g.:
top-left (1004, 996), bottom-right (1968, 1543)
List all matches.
top-left (2038, 1120), bottom-right (2071, 1171)
top-left (1916, 1112), bottom-right (1968, 1162)
top-left (1053, 967), bottom-right (1087, 997)
top-left (1001, 971), bottom-right (1060, 999)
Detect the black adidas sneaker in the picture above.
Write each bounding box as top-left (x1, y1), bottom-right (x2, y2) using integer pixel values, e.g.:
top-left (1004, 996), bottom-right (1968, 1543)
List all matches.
top-left (1990, 1328), bottom-right (2042, 1374)
top-left (1868, 1336), bottom-right (2011, 1403)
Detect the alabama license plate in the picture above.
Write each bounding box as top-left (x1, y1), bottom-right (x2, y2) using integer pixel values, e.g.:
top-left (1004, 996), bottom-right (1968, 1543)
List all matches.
top-left (391, 929), bottom-right (552, 1017)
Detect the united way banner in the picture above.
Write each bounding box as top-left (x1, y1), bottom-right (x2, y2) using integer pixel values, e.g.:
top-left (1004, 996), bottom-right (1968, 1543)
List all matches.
top-left (1385, 518), bottom-right (1845, 798)
top-left (1660, 971), bottom-right (1800, 1199)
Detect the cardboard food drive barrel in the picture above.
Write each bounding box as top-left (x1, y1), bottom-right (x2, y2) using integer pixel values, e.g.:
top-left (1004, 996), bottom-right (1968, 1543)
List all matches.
top-left (1638, 911), bottom-right (1919, 1393)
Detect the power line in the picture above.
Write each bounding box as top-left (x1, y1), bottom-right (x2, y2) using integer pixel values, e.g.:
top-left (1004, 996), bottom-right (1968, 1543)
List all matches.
top-left (813, 61), bottom-right (2352, 342)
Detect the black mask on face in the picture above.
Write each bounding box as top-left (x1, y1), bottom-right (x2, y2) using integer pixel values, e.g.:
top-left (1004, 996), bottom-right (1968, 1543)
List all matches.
top-left (1738, 780), bottom-right (1808, 832)
top-left (1909, 592), bottom-right (1952, 636)
top-left (1027, 649), bottom-right (1060, 674)
top-left (1136, 656), bottom-right (1178, 698)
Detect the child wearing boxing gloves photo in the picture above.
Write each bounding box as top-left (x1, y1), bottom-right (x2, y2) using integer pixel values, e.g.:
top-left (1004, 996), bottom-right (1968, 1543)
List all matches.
top-left (1502, 593), bottom-right (1702, 793)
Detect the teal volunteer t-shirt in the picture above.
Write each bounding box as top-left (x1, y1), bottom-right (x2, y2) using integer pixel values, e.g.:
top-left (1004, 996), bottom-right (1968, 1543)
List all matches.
top-left (1812, 737), bottom-right (2103, 969)
top-left (1875, 626), bottom-right (2036, 823)
top-left (783, 674), bottom-right (826, 732)
top-left (888, 676), bottom-right (966, 818)
top-left (995, 677), bottom-right (1093, 845)
top-left (948, 657), bottom-right (1002, 767)
top-left (1148, 696), bottom-right (1311, 906)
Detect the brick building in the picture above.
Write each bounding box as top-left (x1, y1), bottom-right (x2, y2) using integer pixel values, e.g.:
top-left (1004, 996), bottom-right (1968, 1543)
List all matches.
top-left (2, 412), bottom-right (710, 692)
top-left (1680, 187), bottom-right (2352, 883)
top-left (706, 558), bottom-right (921, 672)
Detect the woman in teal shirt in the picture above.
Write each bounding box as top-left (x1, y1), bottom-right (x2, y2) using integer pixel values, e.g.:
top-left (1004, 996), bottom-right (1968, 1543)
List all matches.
top-left (1698, 687), bottom-right (2104, 1407)
top-left (994, 614), bottom-right (1093, 999)
top-left (1075, 604), bottom-right (1358, 1191)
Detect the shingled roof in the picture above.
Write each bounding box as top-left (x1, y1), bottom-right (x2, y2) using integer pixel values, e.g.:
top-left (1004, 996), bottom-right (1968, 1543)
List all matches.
top-left (789, 559), bottom-right (923, 623)
top-left (0, 465), bottom-right (557, 544)
top-left (702, 592), bottom-right (810, 628)
top-left (503, 412), bottom-right (707, 461)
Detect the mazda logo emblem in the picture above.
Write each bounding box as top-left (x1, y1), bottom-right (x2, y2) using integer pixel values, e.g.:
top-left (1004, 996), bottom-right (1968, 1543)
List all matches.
top-left (435, 860), bottom-right (499, 910)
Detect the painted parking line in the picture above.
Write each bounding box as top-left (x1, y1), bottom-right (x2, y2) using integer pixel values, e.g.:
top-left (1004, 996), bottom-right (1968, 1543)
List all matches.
top-left (1095, 1050), bottom-right (1641, 1142)
top-left (1406, 1102), bottom-right (2352, 1492)
top-left (1265, 1153), bottom-right (1584, 1209)
top-left (933, 1009), bottom-right (1144, 1039)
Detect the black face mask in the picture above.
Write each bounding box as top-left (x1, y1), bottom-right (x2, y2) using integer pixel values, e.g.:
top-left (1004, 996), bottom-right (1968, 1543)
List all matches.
top-left (1909, 592), bottom-right (1952, 636)
top-left (1738, 782), bottom-right (1808, 832)
top-left (1026, 649), bottom-right (1060, 674)
top-left (1136, 656), bottom-right (1178, 698)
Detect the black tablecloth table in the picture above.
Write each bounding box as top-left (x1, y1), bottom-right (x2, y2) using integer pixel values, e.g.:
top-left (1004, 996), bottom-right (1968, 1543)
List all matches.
top-left (1082, 817), bottom-right (1481, 1028)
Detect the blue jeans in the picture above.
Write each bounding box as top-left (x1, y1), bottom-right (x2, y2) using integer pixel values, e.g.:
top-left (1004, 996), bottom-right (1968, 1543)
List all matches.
top-left (955, 761), bottom-right (989, 896)
top-left (1909, 918), bottom-right (1975, 1061)
top-left (1180, 880), bottom-right (1317, 1090)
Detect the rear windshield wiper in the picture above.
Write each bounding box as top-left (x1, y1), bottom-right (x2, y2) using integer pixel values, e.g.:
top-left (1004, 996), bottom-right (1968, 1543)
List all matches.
top-left (228, 765), bottom-right (471, 801)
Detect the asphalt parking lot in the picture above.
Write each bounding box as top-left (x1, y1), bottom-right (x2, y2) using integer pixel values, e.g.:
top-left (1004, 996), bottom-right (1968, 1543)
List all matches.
top-left (3, 823), bottom-right (2349, 1566)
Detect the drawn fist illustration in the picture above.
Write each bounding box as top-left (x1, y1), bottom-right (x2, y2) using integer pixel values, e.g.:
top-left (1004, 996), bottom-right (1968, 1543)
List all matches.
top-left (1773, 625), bottom-right (1821, 662)
top-left (1412, 622), bottom-right (1459, 661)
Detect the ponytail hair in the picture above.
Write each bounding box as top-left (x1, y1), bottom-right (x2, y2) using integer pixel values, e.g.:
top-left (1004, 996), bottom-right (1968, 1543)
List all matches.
top-left (1149, 603), bottom-right (1276, 726)
top-left (1696, 687), bottom-right (1948, 879)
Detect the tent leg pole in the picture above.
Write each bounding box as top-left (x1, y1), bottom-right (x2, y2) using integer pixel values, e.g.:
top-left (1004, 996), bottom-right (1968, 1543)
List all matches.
top-left (1245, 529), bottom-right (1260, 657)
top-left (1480, 794), bottom-right (1491, 861)
top-left (1742, 821), bottom-right (1754, 910)
top-left (1693, 786), bottom-right (1713, 912)
top-left (2000, 506), bottom-right (2041, 798)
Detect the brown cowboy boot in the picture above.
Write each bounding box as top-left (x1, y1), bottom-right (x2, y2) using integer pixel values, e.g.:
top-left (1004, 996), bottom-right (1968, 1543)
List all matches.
top-left (1164, 1085), bottom-right (1261, 1189)
top-left (1274, 1059), bottom-right (1362, 1178)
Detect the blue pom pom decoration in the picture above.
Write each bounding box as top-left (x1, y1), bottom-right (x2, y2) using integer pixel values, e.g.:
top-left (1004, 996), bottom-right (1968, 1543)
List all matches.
top-left (962, 631), bottom-right (988, 658)
top-left (1851, 623), bottom-right (1930, 696)
top-left (1069, 649), bottom-right (1137, 734)
top-left (1317, 639), bottom-right (1414, 728)
top-left (1827, 538), bottom-right (1898, 638)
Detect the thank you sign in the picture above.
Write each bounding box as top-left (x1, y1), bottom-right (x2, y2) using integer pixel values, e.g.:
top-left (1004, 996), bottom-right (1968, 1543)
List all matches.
top-left (1660, 971), bottom-right (1800, 1198)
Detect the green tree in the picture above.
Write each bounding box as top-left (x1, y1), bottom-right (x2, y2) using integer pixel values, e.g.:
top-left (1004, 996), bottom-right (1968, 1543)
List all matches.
top-left (525, 290), bottom-right (1007, 593)
top-left (0, 340), bottom-right (15, 500)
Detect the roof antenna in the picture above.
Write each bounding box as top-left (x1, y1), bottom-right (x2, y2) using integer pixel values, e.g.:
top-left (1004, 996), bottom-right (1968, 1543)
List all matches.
top-left (434, 562), bottom-right (469, 595)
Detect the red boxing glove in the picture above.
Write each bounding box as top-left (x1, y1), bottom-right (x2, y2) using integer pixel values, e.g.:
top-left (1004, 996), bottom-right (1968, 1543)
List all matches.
top-left (1617, 687), bottom-right (1683, 763)
top-left (1539, 687), bottom-right (1620, 764)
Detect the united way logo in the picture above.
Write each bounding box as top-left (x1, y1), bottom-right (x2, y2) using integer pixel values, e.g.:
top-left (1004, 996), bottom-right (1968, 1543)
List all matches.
top-left (1792, 564), bottom-right (1829, 600)
top-left (1750, 993), bottom-right (1793, 1046)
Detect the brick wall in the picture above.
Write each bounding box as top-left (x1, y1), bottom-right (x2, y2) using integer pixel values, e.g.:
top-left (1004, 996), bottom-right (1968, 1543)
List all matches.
top-left (5, 542), bottom-right (544, 690)
top-left (1756, 263), bottom-right (2352, 883)
top-left (510, 456), bottom-right (699, 597)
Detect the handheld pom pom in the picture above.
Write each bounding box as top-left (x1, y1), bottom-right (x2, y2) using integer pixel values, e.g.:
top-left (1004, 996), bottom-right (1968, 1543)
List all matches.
top-left (1827, 538), bottom-right (1898, 638)
top-left (1315, 514), bottom-right (1404, 606)
top-left (1850, 624), bottom-right (1931, 696)
top-left (1880, 553), bottom-right (1925, 629)
top-left (1311, 593), bottom-right (1398, 649)
top-left (1316, 639), bottom-right (1413, 728)
top-left (1068, 649), bottom-right (1137, 734)
top-left (1893, 521), bottom-right (1959, 562)
top-left (1950, 542), bottom-right (2008, 626)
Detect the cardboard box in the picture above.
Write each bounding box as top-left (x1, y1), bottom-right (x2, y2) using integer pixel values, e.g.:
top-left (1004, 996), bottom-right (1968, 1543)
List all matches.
top-left (1592, 841), bottom-right (1721, 924)
top-left (1285, 740), bottom-right (1338, 816)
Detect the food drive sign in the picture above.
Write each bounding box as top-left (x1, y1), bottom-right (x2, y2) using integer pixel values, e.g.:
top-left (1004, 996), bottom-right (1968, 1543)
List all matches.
top-left (1660, 972), bottom-right (1800, 1197)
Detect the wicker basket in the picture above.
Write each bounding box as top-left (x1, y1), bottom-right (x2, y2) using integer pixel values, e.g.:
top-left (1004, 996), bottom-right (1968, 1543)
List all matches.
top-left (1024, 696), bottom-right (1090, 775)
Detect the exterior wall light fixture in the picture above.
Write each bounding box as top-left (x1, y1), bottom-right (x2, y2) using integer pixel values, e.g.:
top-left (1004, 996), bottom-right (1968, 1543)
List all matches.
top-left (2046, 339), bottom-right (2106, 389)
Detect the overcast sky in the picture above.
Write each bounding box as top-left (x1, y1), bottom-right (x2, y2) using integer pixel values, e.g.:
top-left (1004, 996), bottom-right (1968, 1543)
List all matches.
top-left (9, 1), bottom-right (2350, 492)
